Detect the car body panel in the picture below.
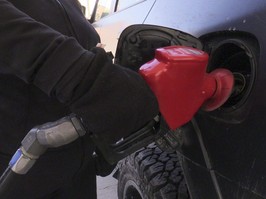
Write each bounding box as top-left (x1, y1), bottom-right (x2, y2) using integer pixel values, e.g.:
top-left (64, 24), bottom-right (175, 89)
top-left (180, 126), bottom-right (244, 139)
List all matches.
top-left (92, 0), bottom-right (155, 52)
top-left (145, 0), bottom-right (265, 37)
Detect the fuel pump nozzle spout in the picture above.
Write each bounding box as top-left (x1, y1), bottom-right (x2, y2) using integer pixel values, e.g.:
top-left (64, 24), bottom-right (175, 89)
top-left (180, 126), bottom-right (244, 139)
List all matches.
top-left (94, 46), bottom-right (234, 163)
top-left (139, 46), bottom-right (234, 130)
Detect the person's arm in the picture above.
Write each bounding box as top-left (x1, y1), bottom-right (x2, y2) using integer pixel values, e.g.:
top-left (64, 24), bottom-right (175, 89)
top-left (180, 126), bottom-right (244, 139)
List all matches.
top-left (0, 0), bottom-right (95, 100)
top-left (0, 0), bottom-right (159, 143)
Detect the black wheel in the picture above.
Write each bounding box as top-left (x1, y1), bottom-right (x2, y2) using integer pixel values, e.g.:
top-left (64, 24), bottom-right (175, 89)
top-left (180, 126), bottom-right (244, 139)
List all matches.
top-left (117, 143), bottom-right (190, 199)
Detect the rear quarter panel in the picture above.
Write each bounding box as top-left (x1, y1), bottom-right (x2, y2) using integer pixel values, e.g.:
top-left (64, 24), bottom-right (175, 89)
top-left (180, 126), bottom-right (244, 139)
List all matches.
top-left (92, 0), bottom-right (155, 53)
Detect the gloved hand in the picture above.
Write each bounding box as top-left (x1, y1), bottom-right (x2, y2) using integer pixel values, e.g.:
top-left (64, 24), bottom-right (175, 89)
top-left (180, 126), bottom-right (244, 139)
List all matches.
top-left (69, 47), bottom-right (159, 145)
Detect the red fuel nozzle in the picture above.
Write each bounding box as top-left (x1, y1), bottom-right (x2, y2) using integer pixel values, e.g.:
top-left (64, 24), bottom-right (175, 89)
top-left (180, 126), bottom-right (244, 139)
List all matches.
top-left (139, 46), bottom-right (234, 130)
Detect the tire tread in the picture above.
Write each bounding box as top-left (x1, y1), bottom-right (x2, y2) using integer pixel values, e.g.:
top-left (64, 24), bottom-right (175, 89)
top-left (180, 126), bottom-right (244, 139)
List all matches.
top-left (117, 143), bottom-right (190, 199)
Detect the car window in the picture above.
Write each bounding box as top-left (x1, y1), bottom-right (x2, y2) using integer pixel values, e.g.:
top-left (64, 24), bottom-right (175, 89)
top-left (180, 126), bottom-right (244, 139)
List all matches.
top-left (116, 0), bottom-right (145, 11)
top-left (94, 0), bottom-right (115, 21)
top-left (79, 0), bottom-right (116, 20)
top-left (78, 0), bottom-right (146, 21)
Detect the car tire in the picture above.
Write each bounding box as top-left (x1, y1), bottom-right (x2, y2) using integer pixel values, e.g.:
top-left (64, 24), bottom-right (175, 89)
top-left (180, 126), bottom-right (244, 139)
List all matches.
top-left (117, 143), bottom-right (190, 199)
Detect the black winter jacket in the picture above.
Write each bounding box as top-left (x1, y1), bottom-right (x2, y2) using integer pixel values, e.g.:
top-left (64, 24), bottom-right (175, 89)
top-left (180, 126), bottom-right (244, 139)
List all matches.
top-left (0, 1), bottom-right (159, 198)
top-left (0, 0), bottom-right (100, 155)
top-left (0, 0), bottom-right (158, 158)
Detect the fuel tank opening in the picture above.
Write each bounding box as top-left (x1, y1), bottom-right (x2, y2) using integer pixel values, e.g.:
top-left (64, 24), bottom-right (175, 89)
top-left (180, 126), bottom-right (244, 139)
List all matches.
top-left (207, 38), bottom-right (257, 110)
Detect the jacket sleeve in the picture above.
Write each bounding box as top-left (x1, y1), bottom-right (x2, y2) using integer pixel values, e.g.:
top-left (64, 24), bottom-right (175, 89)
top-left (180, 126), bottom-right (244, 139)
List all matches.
top-left (0, 0), bottom-right (159, 141)
top-left (0, 0), bottom-right (96, 102)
